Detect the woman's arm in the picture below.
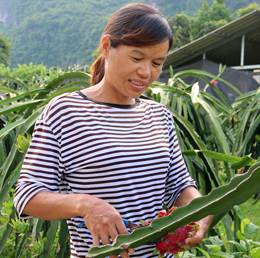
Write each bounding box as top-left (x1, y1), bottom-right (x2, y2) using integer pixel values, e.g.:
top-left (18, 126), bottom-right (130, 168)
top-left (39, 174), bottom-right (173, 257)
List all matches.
top-left (23, 191), bottom-right (135, 258)
top-left (175, 186), bottom-right (213, 247)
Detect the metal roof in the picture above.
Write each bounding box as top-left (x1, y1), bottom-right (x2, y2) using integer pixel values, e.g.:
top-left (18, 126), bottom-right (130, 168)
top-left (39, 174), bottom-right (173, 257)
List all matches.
top-left (163, 9), bottom-right (260, 70)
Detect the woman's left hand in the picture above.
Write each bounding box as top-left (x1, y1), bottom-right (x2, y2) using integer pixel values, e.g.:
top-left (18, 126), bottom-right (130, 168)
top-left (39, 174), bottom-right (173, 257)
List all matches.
top-left (185, 214), bottom-right (213, 248)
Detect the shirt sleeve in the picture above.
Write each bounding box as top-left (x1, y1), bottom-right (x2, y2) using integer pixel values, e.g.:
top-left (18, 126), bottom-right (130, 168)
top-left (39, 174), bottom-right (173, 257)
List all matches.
top-left (164, 114), bottom-right (196, 209)
top-left (14, 108), bottom-right (64, 219)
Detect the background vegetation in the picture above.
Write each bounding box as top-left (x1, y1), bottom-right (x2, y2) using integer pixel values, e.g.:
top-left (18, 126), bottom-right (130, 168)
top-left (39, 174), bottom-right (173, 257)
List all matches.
top-left (0, 34), bottom-right (11, 66)
top-left (0, 0), bottom-right (260, 257)
top-left (0, 62), bottom-right (260, 257)
top-left (0, 0), bottom-right (259, 68)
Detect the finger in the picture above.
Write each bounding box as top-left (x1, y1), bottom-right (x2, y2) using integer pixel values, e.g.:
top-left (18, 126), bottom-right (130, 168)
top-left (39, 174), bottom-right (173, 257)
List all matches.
top-left (127, 248), bottom-right (135, 255)
top-left (119, 250), bottom-right (130, 258)
top-left (112, 222), bottom-right (135, 256)
top-left (108, 250), bottom-right (129, 258)
top-left (185, 235), bottom-right (203, 246)
top-left (100, 229), bottom-right (112, 246)
top-left (90, 227), bottom-right (101, 247)
top-left (115, 219), bottom-right (128, 235)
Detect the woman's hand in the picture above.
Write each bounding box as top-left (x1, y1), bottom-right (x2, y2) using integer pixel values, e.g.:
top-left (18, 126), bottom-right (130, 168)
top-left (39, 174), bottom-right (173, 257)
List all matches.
top-left (185, 215), bottom-right (213, 248)
top-left (174, 186), bottom-right (213, 250)
top-left (23, 191), bottom-right (135, 257)
top-left (80, 195), bottom-right (135, 258)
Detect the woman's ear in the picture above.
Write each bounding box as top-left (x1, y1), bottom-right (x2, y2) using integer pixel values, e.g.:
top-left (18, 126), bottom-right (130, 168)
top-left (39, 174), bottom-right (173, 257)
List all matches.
top-left (100, 35), bottom-right (111, 59)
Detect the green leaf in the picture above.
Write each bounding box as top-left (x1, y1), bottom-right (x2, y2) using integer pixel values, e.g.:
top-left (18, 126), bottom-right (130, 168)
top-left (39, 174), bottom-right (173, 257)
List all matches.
top-left (0, 160), bottom-right (23, 208)
top-left (193, 247), bottom-right (211, 258)
top-left (0, 100), bottom-right (43, 115)
top-left (183, 150), bottom-right (240, 163)
top-left (0, 119), bottom-right (26, 140)
top-left (0, 205), bottom-right (16, 254)
top-left (233, 89), bottom-right (260, 156)
top-left (39, 220), bottom-right (59, 258)
top-left (236, 115), bottom-right (260, 157)
top-left (40, 87), bottom-right (80, 107)
top-left (56, 219), bottom-right (69, 258)
top-left (0, 141), bottom-right (6, 167)
top-left (0, 88), bottom-right (49, 106)
top-left (231, 155), bottom-right (255, 169)
top-left (169, 65), bottom-right (174, 78)
top-left (20, 106), bottom-right (44, 134)
top-left (236, 230), bottom-right (246, 241)
top-left (0, 75), bottom-right (28, 91)
top-left (245, 222), bottom-right (259, 235)
top-left (35, 72), bottom-right (90, 100)
top-left (0, 86), bottom-right (20, 95)
top-left (0, 145), bottom-right (19, 189)
top-left (209, 251), bottom-right (234, 258)
top-left (228, 240), bottom-right (247, 252)
top-left (208, 236), bottom-right (224, 246)
top-left (252, 249), bottom-right (260, 258)
top-left (15, 235), bottom-right (29, 258)
top-left (173, 70), bottom-right (243, 96)
top-left (205, 244), bottom-right (222, 251)
top-left (183, 150), bottom-right (256, 172)
top-left (169, 108), bottom-right (221, 187)
top-left (182, 150), bottom-right (198, 157)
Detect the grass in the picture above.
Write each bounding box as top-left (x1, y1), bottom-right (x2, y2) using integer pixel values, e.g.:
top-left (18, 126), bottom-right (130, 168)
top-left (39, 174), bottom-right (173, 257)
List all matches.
top-left (239, 195), bottom-right (260, 241)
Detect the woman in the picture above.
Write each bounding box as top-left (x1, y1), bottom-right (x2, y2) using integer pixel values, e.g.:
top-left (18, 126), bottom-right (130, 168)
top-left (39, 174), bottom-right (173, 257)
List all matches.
top-left (14, 3), bottom-right (212, 258)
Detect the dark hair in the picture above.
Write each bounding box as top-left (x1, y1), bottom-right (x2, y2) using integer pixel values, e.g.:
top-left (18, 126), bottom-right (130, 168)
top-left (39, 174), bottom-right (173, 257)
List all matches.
top-left (90, 3), bottom-right (173, 85)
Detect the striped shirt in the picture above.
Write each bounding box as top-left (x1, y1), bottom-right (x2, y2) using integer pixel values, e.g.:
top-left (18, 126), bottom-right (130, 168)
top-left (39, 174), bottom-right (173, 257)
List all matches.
top-left (14, 91), bottom-right (196, 258)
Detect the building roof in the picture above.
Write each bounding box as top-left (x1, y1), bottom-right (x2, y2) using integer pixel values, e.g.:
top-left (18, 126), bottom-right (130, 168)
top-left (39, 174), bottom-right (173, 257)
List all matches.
top-left (163, 9), bottom-right (260, 70)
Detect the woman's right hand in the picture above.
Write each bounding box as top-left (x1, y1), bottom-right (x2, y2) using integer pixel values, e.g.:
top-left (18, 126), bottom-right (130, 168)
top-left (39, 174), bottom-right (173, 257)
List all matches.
top-left (79, 194), bottom-right (135, 258)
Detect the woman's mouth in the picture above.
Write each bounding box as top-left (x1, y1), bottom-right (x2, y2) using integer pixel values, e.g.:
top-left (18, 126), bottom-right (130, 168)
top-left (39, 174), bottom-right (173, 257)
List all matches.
top-left (129, 79), bottom-right (147, 91)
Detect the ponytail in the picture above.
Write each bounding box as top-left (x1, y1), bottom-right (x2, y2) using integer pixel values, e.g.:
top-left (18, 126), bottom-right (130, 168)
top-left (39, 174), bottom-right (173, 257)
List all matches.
top-left (90, 54), bottom-right (105, 86)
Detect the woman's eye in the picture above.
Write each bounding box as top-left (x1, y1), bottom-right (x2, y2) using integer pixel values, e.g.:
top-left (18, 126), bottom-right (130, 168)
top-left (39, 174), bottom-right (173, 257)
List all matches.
top-left (153, 62), bottom-right (161, 67)
top-left (132, 57), bottom-right (141, 61)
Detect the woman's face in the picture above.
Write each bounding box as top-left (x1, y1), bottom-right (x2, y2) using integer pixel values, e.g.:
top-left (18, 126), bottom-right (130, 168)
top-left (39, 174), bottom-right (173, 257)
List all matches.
top-left (101, 37), bottom-right (169, 104)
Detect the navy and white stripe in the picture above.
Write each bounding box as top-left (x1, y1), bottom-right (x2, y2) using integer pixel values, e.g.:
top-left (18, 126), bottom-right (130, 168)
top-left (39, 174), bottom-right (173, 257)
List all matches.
top-left (14, 92), bottom-right (196, 258)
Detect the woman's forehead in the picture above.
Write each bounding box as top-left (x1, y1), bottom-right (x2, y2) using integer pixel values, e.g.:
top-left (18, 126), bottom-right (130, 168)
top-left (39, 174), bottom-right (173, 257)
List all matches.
top-left (125, 41), bottom-right (169, 58)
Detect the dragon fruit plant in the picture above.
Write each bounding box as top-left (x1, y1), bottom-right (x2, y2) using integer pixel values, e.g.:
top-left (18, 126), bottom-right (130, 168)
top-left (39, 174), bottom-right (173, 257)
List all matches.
top-left (141, 207), bottom-right (199, 258)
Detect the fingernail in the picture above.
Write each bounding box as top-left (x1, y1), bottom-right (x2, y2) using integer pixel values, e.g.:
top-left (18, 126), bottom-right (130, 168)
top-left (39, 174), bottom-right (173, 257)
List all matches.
top-left (129, 248), bottom-right (135, 254)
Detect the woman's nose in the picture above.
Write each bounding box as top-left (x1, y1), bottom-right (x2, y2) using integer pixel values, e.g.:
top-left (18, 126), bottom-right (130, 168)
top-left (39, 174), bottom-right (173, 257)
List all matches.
top-left (137, 63), bottom-right (151, 78)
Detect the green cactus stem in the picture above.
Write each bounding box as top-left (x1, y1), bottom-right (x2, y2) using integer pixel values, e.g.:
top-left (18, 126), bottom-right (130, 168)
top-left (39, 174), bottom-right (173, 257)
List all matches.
top-left (86, 162), bottom-right (260, 258)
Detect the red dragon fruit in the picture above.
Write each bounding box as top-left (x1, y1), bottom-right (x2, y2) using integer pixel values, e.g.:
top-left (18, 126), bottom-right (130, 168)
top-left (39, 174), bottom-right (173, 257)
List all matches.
top-left (141, 207), bottom-right (199, 258)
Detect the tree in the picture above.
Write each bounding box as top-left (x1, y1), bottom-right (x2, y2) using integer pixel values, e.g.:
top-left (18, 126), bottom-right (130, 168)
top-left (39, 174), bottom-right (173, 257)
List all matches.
top-left (208, 0), bottom-right (231, 22)
top-left (168, 12), bottom-right (191, 49)
top-left (234, 3), bottom-right (260, 18)
top-left (0, 34), bottom-right (11, 66)
top-left (190, 0), bottom-right (211, 40)
top-left (190, 0), bottom-right (231, 41)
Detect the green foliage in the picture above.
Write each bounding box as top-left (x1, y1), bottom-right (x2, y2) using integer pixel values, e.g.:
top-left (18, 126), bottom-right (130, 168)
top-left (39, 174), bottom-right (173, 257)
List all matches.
top-left (0, 34), bottom-right (11, 66)
top-left (169, 0), bottom-right (259, 49)
top-left (234, 3), bottom-right (260, 18)
top-left (0, 0), bottom-right (258, 67)
top-left (168, 13), bottom-right (192, 49)
top-left (0, 63), bottom-right (90, 257)
top-left (1, 63), bottom-right (260, 257)
top-left (198, 207), bottom-right (260, 257)
top-left (1, 0), bottom-right (132, 68)
top-left (14, 134), bottom-right (31, 153)
top-left (190, 0), bottom-right (231, 41)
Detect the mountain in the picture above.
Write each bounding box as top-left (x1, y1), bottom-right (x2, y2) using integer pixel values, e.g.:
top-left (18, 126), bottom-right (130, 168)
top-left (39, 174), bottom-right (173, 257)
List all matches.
top-left (0, 0), bottom-right (259, 68)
